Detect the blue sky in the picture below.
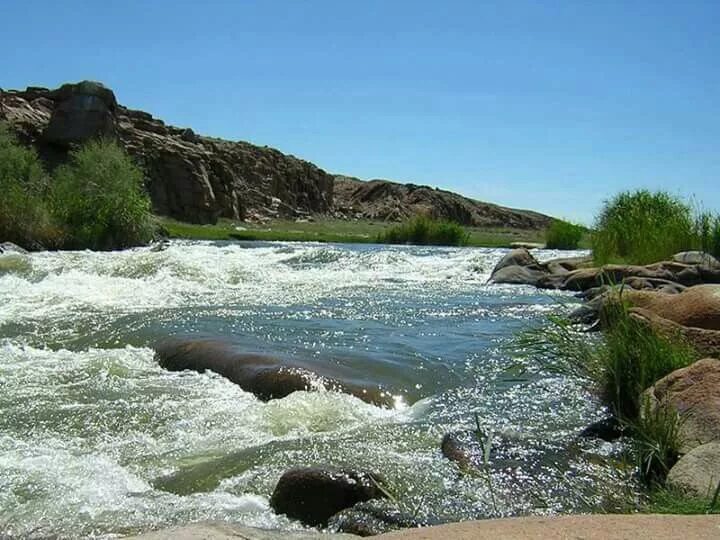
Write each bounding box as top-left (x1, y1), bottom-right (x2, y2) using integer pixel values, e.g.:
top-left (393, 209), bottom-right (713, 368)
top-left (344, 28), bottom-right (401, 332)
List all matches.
top-left (2, 0), bottom-right (718, 223)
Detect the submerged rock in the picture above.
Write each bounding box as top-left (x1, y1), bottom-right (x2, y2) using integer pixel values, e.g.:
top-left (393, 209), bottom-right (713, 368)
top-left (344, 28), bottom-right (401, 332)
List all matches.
top-left (154, 337), bottom-right (396, 407)
top-left (643, 358), bottom-right (720, 452)
top-left (666, 442), bottom-right (720, 498)
top-left (579, 416), bottom-right (624, 442)
top-left (270, 466), bottom-right (386, 527)
top-left (329, 500), bottom-right (443, 536)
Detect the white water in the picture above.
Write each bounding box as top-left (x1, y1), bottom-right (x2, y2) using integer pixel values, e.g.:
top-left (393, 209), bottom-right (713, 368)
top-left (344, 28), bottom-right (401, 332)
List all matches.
top-left (0, 242), bottom-right (627, 538)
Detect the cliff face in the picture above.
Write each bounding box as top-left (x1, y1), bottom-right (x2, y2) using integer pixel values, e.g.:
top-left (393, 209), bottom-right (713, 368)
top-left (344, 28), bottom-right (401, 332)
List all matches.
top-left (333, 176), bottom-right (551, 229)
top-left (0, 81), bottom-right (333, 224)
top-left (1, 81), bottom-right (552, 229)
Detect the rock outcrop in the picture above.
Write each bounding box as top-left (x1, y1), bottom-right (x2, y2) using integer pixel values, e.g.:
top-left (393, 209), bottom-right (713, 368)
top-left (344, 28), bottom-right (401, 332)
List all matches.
top-left (1, 81), bottom-right (555, 229)
top-left (489, 248), bottom-right (720, 294)
top-left (333, 176), bottom-right (551, 229)
top-left (1, 82), bottom-right (333, 224)
top-left (270, 467), bottom-right (386, 526)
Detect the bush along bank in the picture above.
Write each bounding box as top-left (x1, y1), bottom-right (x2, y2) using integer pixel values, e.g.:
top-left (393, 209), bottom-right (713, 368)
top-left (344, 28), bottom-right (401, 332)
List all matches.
top-left (498, 247), bottom-right (720, 512)
top-left (0, 121), bottom-right (154, 251)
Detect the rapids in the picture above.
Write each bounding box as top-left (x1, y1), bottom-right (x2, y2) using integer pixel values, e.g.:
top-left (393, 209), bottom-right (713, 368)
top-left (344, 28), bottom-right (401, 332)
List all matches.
top-left (0, 241), bottom-right (632, 537)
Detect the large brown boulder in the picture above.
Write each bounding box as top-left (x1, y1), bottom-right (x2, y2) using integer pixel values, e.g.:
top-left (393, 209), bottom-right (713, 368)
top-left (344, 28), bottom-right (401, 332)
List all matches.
top-left (154, 337), bottom-right (396, 407)
top-left (666, 442), bottom-right (720, 498)
top-left (630, 308), bottom-right (720, 358)
top-left (644, 358), bottom-right (720, 452)
top-left (621, 285), bottom-right (720, 331)
top-left (270, 467), bottom-right (386, 526)
top-left (42, 81), bottom-right (118, 146)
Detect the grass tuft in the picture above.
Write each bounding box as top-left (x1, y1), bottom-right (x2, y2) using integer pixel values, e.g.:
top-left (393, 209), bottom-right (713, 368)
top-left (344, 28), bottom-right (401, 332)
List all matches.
top-left (377, 215), bottom-right (469, 246)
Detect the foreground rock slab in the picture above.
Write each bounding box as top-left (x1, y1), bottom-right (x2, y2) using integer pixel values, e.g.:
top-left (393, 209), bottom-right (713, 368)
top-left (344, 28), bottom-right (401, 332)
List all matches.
top-left (125, 515), bottom-right (720, 540)
top-left (375, 514), bottom-right (720, 540)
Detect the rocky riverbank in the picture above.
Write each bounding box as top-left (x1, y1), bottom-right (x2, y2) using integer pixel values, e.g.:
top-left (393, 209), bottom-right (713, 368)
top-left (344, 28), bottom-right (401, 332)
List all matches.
top-left (489, 248), bottom-right (720, 500)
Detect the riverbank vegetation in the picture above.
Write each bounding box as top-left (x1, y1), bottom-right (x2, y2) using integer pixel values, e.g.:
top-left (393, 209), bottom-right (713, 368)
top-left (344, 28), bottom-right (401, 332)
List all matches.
top-left (376, 215), bottom-right (469, 246)
top-left (544, 219), bottom-right (585, 249)
top-left (159, 216), bottom-right (546, 248)
top-left (0, 122), bottom-right (154, 250)
top-left (592, 190), bottom-right (720, 265)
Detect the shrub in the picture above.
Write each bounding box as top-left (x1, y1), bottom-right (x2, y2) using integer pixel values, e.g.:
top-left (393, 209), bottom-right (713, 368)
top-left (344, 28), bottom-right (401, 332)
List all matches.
top-left (545, 219), bottom-right (585, 250)
top-left (377, 215), bottom-right (469, 246)
top-left (0, 123), bottom-right (57, 248)
top-left (49, 139), bottom-right (154, 250)
top-left (592, 190), bottom-right (697, 265)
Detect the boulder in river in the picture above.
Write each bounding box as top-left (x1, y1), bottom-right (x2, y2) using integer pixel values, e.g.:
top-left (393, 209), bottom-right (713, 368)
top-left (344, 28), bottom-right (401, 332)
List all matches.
top-left (270, 466), bottom-right (386, 527)
top-left (154, 337), bottom-right (396, 407)
top-left (328, 500), bottom-right (443, 536)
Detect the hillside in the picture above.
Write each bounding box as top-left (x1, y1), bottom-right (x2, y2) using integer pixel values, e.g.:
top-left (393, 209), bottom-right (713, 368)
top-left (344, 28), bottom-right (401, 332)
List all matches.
top-left (0, 81), bottom-right (552, 229)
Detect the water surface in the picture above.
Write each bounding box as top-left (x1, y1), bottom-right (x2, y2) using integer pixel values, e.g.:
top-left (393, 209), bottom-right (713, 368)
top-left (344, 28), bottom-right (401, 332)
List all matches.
top-left (0, 241), bottom-right (629, 537)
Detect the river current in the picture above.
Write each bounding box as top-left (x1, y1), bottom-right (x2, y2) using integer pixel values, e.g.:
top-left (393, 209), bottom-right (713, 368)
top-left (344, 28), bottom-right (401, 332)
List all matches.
top-left (0, 241), bottom-right (631, 537)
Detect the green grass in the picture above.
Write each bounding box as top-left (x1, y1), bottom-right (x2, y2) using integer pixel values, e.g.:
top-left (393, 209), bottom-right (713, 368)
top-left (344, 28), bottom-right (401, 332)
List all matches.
top-left (515, 299), bottom-right (698, 486)
top-left (158, 215), bottom-right (547, 248)
top-left (545, 219), bottom-right (586, 250)
top-left (592, 189), bottom-right (720, 265)
top-left (644, 486), bottom-right (720, 514)
top-left (519, 300), bottom-right (698, 421)
top-left (377, 215), bottom-right (470, 246)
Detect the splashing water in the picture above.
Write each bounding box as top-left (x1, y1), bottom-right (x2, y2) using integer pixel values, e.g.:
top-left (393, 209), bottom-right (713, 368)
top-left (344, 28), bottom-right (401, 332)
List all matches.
top-left (0, 241), bottom-right (631, 537)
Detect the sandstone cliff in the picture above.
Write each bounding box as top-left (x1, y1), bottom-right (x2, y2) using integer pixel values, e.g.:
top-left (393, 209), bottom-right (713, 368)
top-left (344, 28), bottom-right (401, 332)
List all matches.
top-left (1, 81), bottom-right (551, 229)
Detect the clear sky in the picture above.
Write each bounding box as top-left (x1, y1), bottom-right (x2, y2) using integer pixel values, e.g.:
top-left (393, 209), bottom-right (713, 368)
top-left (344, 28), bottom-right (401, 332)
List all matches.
top-left (2, 0), bottom-right (718, 223)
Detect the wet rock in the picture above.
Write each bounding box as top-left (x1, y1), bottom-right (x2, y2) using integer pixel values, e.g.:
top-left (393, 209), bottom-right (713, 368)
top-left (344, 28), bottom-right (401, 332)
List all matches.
top-left (329, 501), bottom-right (443, 536)
top-left (666, 442), bottom-right (720, 498)
top-left (154, 337), bottom-right (396, 407)
top-left (0, 242), bottom-right (28, 254)
top-left (270, 467), bottom-right (386, 526)
top-left (579, 416), bottom-right (624, 442)
top-left (643, 358), bottom-right (720, 452)
top-left (440, 429), bottom-right (533, 471)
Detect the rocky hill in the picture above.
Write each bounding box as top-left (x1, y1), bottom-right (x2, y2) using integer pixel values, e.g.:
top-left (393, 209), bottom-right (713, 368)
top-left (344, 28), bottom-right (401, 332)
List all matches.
top-left (0, 81), bottom-right (551, 229)
top-left (333, 176), bottom-right (550, 229)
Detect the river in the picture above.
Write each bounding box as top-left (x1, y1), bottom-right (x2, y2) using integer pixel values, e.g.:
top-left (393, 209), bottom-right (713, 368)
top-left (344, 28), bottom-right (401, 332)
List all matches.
top-left (0, 241), bottom-right (631, 537)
